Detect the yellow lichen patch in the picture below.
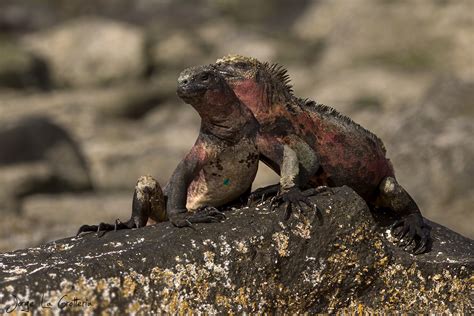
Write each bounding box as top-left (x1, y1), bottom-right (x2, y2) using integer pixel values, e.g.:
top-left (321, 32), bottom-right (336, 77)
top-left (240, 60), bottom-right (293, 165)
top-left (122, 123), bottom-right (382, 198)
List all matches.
top-left (377, 260), bottom-right (472, 313)
top-left (203, 251), bottom-right (215, 266)
top-left (291, 216), bottom-right (312, 239)
top-left (121, 275), bottom-right (137, 297)
top-left (376, 256), bottom-right (389, 268)
top-left (234, 240), bottom-right (249, 254)
top-left (126, 301), bottom-right (142, 314)
top-left (150, 267), bottom-right (174, 287)
top-left (215, 293), bottom-right (231, 309)
top-left (272, 232), bottom-right (290, 257)
top-left (234, 287), bottom-right (250, 309)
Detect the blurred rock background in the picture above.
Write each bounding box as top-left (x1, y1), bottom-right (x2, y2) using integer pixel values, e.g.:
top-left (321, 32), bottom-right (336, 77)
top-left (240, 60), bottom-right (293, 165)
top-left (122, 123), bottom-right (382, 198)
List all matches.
top-left (0, 0), bottom-right (472, 252)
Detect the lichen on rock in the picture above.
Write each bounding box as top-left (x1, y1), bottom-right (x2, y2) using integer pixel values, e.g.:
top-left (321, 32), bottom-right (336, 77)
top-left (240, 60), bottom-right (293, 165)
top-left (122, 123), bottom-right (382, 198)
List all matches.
top-left (0, 186), bottom-right (472, 314)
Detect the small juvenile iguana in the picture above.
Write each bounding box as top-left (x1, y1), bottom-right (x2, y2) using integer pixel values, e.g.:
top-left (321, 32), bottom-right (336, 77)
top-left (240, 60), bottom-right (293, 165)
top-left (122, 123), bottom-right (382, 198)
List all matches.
top-left (212, 55), bottom-right (430, 254)
top-left (77, 66), bottom-right (260, 234)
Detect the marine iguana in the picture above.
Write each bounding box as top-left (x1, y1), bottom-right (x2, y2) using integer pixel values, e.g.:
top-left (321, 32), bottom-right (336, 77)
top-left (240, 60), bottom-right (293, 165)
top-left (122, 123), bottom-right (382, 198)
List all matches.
top-left (77, 66), bottom-right (260, 234)
top-left (212, 55), bottom-right (430, 254)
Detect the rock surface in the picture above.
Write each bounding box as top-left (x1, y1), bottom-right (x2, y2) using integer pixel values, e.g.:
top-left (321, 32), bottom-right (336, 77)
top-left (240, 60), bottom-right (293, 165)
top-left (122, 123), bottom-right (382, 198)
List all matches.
top-left (22, 16), bottom-right (145, 87)
top-left (0, 39), bottom-right (50, 89)
top-left (378, 78), bottom-right (474, 236)
top-left (0, 116), bottom-right (92, 214)
top-left (0, 187), bottom-right (471, 314)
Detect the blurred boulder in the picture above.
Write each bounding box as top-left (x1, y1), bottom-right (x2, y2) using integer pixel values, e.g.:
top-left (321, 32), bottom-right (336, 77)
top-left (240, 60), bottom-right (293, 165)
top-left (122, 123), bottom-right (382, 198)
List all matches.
top-left (147, 30), bottom-right (210, 74)
top-left (0, 39), bottom-right (50, 90)
top-left (0, 116), bottom-right (92, 213)
top-left (0, 1), bottom-right (55, 33)
top-left (88, 103), bottom-right (199, 190)
top-left (22, 16), bottom-right (145, 88)
top-left (197, 19), bottom-right (277, 62)
top-left (96, 80), bottom-right (170, 119)
top-left (382, 77), bottom-right (474, 238)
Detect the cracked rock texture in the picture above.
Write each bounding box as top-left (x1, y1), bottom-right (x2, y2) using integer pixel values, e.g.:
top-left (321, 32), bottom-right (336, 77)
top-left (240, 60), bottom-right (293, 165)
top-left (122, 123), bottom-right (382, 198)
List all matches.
top-left (0, 186), bottom-right (472, 314)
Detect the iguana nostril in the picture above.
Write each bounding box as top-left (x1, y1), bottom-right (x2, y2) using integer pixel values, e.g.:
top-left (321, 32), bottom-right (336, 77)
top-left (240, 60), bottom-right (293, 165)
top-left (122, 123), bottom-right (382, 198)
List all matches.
top-left (182, 79), bottom-right (188, 84)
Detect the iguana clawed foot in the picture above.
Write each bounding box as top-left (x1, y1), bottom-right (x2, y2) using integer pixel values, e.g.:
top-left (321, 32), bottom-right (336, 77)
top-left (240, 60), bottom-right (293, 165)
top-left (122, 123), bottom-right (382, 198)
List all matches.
top-left (391, 213), bottom-right (431, 254)
top-left (302, 186), bottom-right (334, 197)
top-left (77, 219), bottom-right (136, 238)
top-left (270, 187), bottom-right (321, 220)
top-left (170, 206), bottom-right (226, 228)
top-left (247, 184), bottom-right (279, 206)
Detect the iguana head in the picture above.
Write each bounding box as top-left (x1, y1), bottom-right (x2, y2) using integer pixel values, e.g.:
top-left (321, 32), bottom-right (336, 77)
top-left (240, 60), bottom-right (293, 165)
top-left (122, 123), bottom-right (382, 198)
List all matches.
top-left (177, 65), bottom-right (253, 134)
top-left (214, 54), bottom-right (293, 114)
top-left (215, 55), bottom-right (261, 81)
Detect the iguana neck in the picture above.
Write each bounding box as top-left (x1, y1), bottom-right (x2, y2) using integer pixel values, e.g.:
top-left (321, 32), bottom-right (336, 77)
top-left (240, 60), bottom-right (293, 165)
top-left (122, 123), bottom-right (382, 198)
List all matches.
top-left (199, 97), bottom-right (254, 143)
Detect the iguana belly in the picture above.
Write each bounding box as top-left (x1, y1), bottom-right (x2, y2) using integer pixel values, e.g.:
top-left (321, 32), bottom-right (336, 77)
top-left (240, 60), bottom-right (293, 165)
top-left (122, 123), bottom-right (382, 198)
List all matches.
top-left (186, 138), bottom-right (259, 211)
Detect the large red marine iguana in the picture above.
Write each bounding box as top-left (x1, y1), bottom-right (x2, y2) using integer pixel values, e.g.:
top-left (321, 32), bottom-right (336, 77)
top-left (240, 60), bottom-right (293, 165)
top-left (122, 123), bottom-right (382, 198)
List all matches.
top-left (77, 66), bottom-right (260, 234)
top-left (212, 55), bottom-right (430, 254)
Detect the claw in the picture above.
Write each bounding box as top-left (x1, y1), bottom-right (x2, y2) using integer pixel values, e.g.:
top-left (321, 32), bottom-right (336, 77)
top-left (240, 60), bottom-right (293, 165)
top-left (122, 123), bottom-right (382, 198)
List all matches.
top-left (303, 186), bottom-right (334, 197)
top-left (390, 214), bottom-right (431, 255)
top-left (401, 226), bottom-right (416, 247)
top-left (114, 219), bottom-right (122, 232)
top-left (171, 206), bottom-right (225, 228)
top-left (247, 184), bottom-right (280, 206)
top-left (284, 202), bottom-right (291, 220)
top-left (246, 196), bottom-right (253, 207)
top-left (391, 219), bottom-right (403, 231)
top-left (97, 223), bottom-right (109, 238)
top-left (314, 205), bottom-right (324, 225)
top-left (397, 225), bottom-right (409, 240)
top-left (270, 196), bottom-right (278, 212)
top-left (269, 186), bottom-right (320, 221)
top-left (413, 238), bottom-right (428, 255)
top-left (404, 237), bottom-right (415, 249)
top-left (76, 225), bottom-right (98, 236)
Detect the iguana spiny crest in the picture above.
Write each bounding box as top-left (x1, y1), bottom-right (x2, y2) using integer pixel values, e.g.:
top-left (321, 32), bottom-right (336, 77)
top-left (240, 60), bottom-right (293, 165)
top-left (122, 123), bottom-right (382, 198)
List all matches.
top-left (215, 54), bottom-right (384, 151)
top-left (216, 54), bottom-right (294, 102)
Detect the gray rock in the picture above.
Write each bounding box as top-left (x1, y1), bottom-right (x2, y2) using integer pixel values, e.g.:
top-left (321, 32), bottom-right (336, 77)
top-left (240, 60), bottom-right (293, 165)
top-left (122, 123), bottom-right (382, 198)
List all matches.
top-left (0, 116), bottom-right (92, 213)
top-left (22, 16), bottom-right (145, 88)
top-left (383, 77), bottom-right (474, 238)
top-left (0, 187), bottom-right (471, 314)
top-left (0, 39), bottom-right (50, 90)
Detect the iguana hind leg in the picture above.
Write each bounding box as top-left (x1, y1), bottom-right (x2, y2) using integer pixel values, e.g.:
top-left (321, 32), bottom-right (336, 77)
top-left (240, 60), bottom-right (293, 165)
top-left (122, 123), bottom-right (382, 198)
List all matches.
top-left (376, 176), bottom-right (431, 254)
top-left (77, 175), bottom-right (166, 237)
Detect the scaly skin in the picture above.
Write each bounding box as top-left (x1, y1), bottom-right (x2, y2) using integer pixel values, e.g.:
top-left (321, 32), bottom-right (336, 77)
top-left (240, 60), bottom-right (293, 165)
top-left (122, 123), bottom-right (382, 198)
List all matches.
top-left (77, 66), bottom-right (259, 234)
top-left (212, 55), bottom-right (430, 254)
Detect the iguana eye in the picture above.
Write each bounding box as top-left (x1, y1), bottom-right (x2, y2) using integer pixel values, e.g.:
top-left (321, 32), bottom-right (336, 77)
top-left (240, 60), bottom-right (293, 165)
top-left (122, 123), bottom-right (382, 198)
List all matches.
top-left (234, 62), bottom-right (249, 69)
top-left (200, 73), bottom-right (210, 81)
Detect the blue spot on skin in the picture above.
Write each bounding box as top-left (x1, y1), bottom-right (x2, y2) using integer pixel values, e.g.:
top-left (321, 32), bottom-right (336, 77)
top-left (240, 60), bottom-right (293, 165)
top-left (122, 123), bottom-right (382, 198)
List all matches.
top-left (223, 178), bottom-right (230, 186)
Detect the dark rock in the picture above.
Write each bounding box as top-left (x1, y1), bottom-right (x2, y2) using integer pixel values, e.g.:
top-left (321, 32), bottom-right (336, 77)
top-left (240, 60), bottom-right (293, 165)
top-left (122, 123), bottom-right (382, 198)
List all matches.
top-left (0, 116), bottom-right (92, 213)
top-left (0, 187), bottom-right (471, 314)
top-left (96, 81), bottom-right (169, 120)
top-left (0, 39), bottom-right (50, 90)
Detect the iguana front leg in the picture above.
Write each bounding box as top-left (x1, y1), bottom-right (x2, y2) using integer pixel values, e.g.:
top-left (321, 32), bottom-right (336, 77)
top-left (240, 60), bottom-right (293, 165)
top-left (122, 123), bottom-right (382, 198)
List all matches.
top-left (259, 135), bottom-right (321, 219)
top-left (166, 146), bottom-right (225, 227)
top-left (270, 144), bottom-right (321, 219)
